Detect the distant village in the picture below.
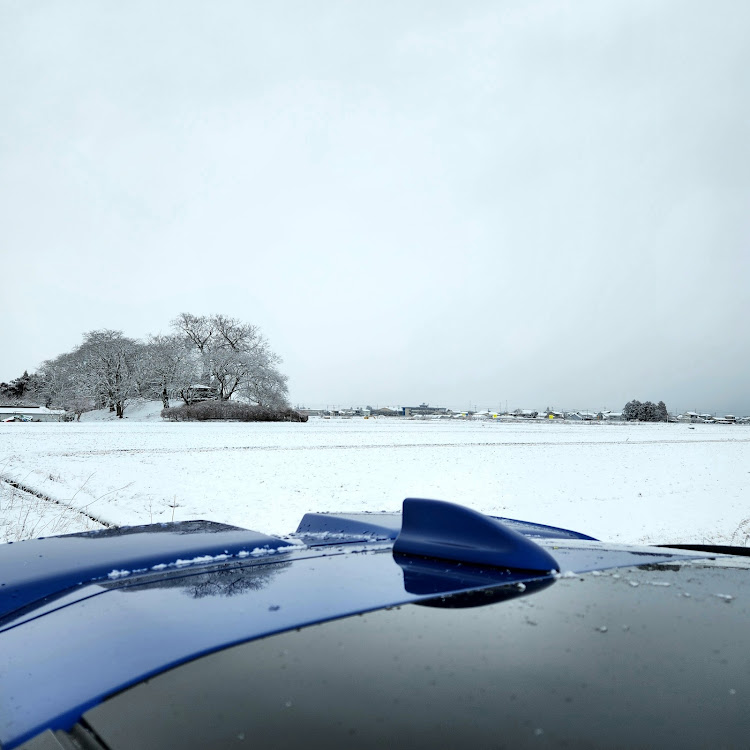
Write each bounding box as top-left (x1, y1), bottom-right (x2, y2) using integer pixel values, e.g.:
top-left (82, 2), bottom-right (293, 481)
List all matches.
top-left (298, 404), bottom-right (750, 424)
top-left (1, 400), bottom-right (748, 424)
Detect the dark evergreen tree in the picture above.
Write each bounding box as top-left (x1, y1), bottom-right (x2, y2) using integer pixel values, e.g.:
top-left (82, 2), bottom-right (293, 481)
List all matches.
top-left (0, 371), bottom-right (39, 402)
top-left (623, 400), bottom-right (641, 420)
top-left (641, 401), bottom-right (658, 421)
top-left (0, 371), bottom-right (31, 400)
top-left (657, 401), bottom-right (669, 421)
top-left (623, 399), bottom-right (669, 421)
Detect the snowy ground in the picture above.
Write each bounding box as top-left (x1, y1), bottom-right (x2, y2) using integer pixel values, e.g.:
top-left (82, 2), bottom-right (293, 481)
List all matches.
top-left (1, 402), bottom-right (749, 546)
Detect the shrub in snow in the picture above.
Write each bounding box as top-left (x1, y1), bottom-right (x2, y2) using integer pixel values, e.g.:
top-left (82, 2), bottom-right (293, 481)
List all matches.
top-left (160, 401), bottom-right (308, 422)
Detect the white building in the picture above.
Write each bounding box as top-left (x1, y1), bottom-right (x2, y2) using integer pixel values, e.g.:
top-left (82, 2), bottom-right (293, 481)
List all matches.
top-left (0, 405), bottom-right (66, 422)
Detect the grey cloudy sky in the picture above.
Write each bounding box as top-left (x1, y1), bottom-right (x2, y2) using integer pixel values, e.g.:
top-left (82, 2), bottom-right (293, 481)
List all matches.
top-left (1, 0), bottom-right (748, 414)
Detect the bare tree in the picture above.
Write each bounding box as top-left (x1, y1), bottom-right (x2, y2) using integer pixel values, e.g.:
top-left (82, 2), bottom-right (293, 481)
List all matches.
top-left (35, 336), bottom-right (133, 417)
top-left (137, 335), bottom-right (199, 408)
top-left (212, 315), bottom-right (264, 354)
top-left (67, 396), bottom-right (96, 421)
top-left (241, 364), bottom-right (289, 409)
top-left (74, 330), bottom-right (140, 418)
top-left (172, 313), bottom-right (284, 402)
top-left (35, 350), bottom-right (89, 410)
top-left (172, 313), bottom-right (215, 355)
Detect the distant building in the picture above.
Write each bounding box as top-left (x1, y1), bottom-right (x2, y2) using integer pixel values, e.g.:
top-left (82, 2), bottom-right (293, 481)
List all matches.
top-left (676, 412), bottom-right (700, 422)
top-left (370, 407), bottom-right (400, 417)
top-left (297, 408), bottom-right (325, 417)
top-left (0, 405), bottom-right (66, 422)
top-left (567, 411), bottom-right (596, 421)
top-left (541, 410), bottom-right (565, 420)
top-left (512, 409), bottom-right (538, 419)
top-left (401, 404), bottom-right (451, 417)
top-left (184, 384), bottom-right (218, 404)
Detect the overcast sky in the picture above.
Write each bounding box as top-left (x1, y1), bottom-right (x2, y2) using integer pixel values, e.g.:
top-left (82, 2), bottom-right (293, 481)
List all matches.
top-left (1, 0), bottom-right (748, 414)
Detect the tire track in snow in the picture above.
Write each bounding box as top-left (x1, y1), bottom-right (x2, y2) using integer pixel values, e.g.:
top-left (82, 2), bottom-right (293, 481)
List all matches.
top-left (35, 436), bottom-right (750, 458)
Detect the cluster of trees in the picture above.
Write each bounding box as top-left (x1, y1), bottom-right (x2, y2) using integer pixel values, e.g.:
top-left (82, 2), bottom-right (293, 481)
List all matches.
top-left (622, 400), bottom-right (669, 422)
top-left (4, 314), bottom-right (289, 419)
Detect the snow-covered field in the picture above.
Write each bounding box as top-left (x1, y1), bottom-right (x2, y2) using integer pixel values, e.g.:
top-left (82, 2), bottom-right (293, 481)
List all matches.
top-left (1, 402), bottom-right (749, 546)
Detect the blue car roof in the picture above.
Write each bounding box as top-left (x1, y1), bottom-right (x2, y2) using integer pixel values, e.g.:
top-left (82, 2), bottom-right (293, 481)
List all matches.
top-left (0, 499), bottom-right (722, 749)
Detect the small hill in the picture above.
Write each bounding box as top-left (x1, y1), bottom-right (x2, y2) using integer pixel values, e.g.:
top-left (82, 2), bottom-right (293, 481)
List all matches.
top-left (79, 400), bottom-right (168, 422)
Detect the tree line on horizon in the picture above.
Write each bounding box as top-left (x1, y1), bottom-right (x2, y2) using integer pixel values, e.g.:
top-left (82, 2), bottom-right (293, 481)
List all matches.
top-left (0, 313), bottom-right (289, 419)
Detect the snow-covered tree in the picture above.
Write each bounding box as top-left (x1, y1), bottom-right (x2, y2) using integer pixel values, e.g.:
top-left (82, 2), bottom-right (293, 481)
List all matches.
top-left (36, 351), bottom-right (89, 410)
top-left (173, 313), bottom-right (286, 403)
top-left (173, 312), bottom-right (214, 356)
top-left (623, 399), bottom-right (669, 422)
top-left (73, 330), bottom-right (140, 418)
top-left (241, 364), bottom-right (289, 409)
top-left (136, 335), bottom-right (199, 408)
top-left (0, 371), bottom-right (33, 401)
top-left (657, 401), bottom-right (669, 421)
